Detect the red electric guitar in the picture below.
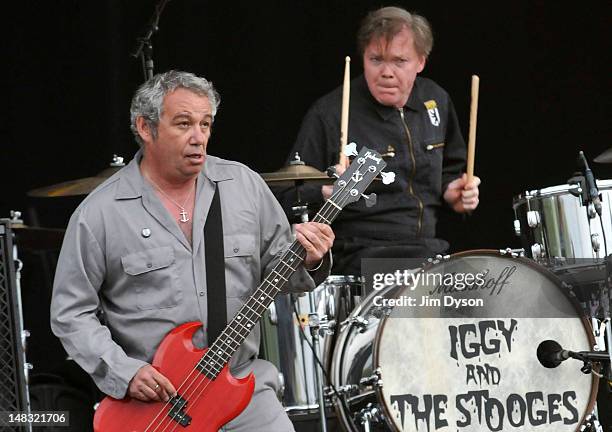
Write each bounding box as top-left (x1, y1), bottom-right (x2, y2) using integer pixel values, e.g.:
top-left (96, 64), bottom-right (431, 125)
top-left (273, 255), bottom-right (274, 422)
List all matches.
top-left (93, 147), bottom-right (387, 431)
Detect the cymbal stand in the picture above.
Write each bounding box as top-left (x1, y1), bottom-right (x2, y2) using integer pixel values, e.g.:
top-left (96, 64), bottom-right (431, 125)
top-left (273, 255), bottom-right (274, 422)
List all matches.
top-left (307, 312), bottom-right (333, 432)
top-left (2, 215), bottom-right (32, 431)
top-left (294, 198), bottom-right (330, 431)
top-left (132, 0), bottom-right (172, 81)
top-left (291, 181), bottom-right (310, 223)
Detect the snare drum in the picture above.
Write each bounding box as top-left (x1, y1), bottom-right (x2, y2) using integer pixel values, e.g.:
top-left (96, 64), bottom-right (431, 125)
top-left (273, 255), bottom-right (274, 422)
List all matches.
top-left (330, 251), bottom-right (598, 431)
top-left (513, 180), bottom-right (612, 260)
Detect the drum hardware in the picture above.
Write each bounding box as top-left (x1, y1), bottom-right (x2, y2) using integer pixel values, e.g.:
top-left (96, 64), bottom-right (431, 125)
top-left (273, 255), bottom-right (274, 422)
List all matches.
top-left (307, 312), bottom-right (330, 432)
top-left (359, 369), bottom-right (382, 388)
top-left (131, 0), bottom-right (172, 81)
top-left (332, 251), bottom-right (599, 432)
top-left (527, 209), bottom-right (541, 227)
top-left (339, 315), bottom-right (369, 333)
top-left (277, 371), bottom-right (286, 403)
top-left (531, 242), bottom-right (545, 259)
top-left (27, 154), bottom-right (125, 198)
top-left (498, 247), bottom-right (525, 257)
top-left (580, 412), bottom-right (603, 432)
top-left (578, 151), bottom-right (603, 217)
top-left (424, 253), bottom-right (450, 265)
top-left (513, 179), bottom-right (612, 260)
top-left (267, 300), bottom-right (278, 325)
top-left (330, 384), bottom-right (359, 396)
top-left (356, 403), bottom-right (383, 432)
top-left (513, 219), bottom-right (521, 236)
top-left (591, 233), bottom-right (601, 253)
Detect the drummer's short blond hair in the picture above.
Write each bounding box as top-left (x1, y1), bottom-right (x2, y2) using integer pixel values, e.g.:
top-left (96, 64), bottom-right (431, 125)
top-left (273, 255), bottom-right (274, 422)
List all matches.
top-left (357, 6), bottom-right (433, 59)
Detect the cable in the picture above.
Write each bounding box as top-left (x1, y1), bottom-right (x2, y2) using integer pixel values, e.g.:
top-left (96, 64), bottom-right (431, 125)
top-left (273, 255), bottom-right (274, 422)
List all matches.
top-left (599, 215), bottom-right (608, 258)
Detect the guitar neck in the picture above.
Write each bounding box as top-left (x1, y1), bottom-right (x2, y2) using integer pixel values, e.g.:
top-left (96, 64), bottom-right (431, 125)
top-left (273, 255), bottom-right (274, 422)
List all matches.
top-left (197, 198), bottom-right (343, 379)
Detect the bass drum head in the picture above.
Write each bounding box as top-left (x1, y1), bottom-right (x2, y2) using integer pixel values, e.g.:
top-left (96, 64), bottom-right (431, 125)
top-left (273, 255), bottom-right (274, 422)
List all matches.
top-left (375, 251), bottom-right (597, 432)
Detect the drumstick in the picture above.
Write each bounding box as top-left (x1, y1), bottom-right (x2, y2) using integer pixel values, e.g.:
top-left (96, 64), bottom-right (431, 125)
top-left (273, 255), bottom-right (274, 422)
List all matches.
top-left (466, 75), bottom-right (479, 182)
top-left (339, 56), bottom-right (351, 168)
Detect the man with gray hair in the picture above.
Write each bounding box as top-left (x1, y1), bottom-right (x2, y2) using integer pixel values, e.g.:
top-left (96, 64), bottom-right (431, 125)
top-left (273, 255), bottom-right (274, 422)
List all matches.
top-left (287, 6), bottom-right (480, 274)
top-left (51, 70), bottom-right (334, 431)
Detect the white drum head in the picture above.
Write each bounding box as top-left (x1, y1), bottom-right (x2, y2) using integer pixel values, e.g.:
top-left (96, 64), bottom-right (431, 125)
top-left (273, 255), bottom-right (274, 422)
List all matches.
top-left (374, 251), bottom-right (597, 432)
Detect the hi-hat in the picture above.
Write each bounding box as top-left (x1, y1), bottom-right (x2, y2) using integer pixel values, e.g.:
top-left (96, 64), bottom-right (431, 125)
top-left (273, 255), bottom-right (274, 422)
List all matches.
top-left (260, 154), bottom-right (333, 187)
top-left (594, 147), bottom-right (612, 164)
top-left (28, 155), bottom-right (126, 197)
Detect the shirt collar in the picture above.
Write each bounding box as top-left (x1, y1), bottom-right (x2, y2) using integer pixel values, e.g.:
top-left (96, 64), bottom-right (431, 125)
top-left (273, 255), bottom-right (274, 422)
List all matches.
top-left (115, 149), bottom-right (232, 200)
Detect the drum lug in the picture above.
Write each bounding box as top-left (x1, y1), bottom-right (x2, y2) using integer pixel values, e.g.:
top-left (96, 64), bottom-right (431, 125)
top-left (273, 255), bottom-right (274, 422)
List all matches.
top-left (277, 372), bottom-right (285, 400)
top-left (425, 254), bottom-right (450, 267)
top-left (591, 233), bottom-right (601, 253)
top-left (499, 248), bottom-right (525, 257)
top-left (342, 315), bottom-right (369, 333)
top-left (513, 219), bottom-right (521, 236)
top-left (267, 302), bottom-right (278, 325)
top-left (587, 202), bottom-right (597, 219)
top-left (359, 367), bottom-right (383, 388)
top-left (329, 384), bottom-right (358, 396)
top-left (531, 242), bottom-right (545, 259)
top-left (307, 312), bottom-right (335, 336)
top-left (527, 210), bottom-right (541, 228)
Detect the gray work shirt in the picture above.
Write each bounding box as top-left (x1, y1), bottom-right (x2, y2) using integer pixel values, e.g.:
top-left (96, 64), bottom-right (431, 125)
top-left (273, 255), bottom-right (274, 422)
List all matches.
top-left (50, 150), bottom-right (325, 399)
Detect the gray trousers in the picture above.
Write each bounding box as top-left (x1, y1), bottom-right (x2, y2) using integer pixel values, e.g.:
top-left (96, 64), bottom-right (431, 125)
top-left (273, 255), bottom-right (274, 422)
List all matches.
top-left (221, 359), bottom-right (295, 432)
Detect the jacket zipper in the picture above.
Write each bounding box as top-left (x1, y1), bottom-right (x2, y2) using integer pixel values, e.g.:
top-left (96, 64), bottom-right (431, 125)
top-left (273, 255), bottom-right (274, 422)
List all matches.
top-left (399, 108), bottom-right (423, 237)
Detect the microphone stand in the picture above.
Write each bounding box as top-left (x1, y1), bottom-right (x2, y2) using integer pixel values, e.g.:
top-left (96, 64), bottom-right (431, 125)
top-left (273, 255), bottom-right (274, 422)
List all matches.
top-left (131, 0), bottom-right (172, 81)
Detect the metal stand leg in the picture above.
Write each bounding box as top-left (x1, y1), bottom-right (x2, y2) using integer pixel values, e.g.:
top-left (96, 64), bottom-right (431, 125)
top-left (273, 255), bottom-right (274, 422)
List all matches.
top-left (308, 310), bottom-right (327, 432)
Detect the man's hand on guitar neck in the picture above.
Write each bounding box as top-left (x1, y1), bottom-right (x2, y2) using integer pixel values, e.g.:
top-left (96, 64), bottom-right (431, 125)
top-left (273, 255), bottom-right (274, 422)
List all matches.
top-left (128, 364), bottom-right (177, 402)
top-left (294, 222), bottom-right (334, 270)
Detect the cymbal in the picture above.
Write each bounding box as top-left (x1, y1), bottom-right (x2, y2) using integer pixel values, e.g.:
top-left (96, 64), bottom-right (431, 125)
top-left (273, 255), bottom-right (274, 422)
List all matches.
top-left (594, 147), bottom-right (612, 163)
top-left (12, 224), bottom-right (65, 250)
top-left (260, 163), bottom-right (333, 187)
top-left (28, 156), bottom-right (125, 197)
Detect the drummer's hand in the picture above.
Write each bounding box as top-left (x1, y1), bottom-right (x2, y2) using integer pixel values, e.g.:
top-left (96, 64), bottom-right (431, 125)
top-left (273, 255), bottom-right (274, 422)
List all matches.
top-left (443, 173), bottom-right (481, 213)
top-left (321, 163), bottom-right (347, 200)
top-left (294, 222), bottom-right (334, 269)
top-left (128, 364), bottom-right (176, 403)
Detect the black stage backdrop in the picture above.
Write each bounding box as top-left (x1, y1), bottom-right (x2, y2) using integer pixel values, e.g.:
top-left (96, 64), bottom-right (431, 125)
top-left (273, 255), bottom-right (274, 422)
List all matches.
top-left (2, 0), bottom-right (610, 252)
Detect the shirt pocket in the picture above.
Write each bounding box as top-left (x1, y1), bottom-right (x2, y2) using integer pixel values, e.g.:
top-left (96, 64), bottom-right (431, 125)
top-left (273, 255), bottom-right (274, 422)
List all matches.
top-left (223, 234), bottom-right (257, 298)
top-left (120, 246), bottom-right (181, 310)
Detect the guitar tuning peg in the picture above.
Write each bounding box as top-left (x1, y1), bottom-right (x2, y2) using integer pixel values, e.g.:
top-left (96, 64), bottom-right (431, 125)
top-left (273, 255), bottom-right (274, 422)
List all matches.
top-left (361, 192), bottom-right (377, 207)
top-left (380, 171), bottom-right (396, 185)
top-left (345, 142), bottom-right (358, 157)
top-left (326, 166), bottom-right (340, 178)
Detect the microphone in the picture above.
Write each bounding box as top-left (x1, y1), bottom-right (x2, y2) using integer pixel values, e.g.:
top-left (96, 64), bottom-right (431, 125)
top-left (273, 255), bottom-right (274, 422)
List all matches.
top-left (578, 151), bottom-right (602, 216)
top-left (536, 340), bottom-right (581, 368)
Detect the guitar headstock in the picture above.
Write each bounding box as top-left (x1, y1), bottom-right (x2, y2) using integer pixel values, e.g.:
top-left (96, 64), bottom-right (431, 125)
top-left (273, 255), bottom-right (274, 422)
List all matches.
top-left (331, 147), bottom-right (387, 206)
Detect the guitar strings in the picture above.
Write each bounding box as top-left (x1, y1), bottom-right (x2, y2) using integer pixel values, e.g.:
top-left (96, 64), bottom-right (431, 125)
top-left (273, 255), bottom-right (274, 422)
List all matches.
top-left (145, 163), bottom-right (371, 432)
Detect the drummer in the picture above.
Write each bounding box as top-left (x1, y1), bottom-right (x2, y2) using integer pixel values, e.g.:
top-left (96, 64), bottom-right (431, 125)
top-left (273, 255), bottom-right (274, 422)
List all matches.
top-left (286, 6), bottom-right (480, 274)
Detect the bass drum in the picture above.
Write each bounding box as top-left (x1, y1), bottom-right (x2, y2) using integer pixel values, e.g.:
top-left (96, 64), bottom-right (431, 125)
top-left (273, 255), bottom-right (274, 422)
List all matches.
top-left (330, 250), bottom-right (599, 432)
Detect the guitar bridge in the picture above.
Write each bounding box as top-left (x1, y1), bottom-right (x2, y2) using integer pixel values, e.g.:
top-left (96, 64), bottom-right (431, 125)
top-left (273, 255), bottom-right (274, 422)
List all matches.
top-left (167, 394), bottom-right (192, 427)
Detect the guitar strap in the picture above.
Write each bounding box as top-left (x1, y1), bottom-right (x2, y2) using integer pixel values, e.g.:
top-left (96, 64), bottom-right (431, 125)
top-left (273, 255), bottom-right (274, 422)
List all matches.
top-left (204, 184), bottom-right (226, 346)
